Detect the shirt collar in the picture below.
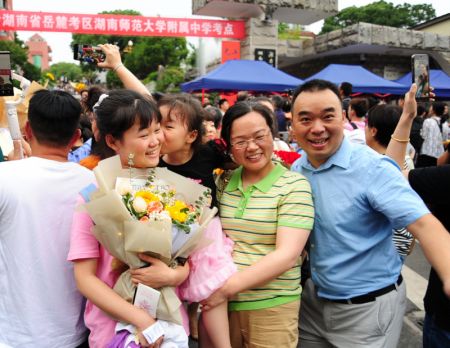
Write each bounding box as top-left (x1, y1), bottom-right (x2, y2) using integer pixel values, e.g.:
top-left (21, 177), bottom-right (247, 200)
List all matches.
top-left (225, 163), bottom-right (286, 193)
top-left (299, 136), bottom-right (352, 172)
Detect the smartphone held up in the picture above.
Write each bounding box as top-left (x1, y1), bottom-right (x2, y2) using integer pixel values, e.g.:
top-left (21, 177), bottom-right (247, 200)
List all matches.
top-left (73, 44), bottom-right (106, 64)
top-left (411, 54), bottom-right (430, 100)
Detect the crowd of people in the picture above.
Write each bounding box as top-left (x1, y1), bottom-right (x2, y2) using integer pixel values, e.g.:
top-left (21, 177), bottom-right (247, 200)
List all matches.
top-left (1, 44), bottom-right (450, 348)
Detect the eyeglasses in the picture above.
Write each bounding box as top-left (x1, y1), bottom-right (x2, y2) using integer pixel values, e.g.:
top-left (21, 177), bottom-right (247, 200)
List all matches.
top-left (231, 131), bottom-right (271, 150)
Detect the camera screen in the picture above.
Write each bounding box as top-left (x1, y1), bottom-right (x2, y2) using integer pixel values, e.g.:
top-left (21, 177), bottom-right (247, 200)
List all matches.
top-left (412, 54), bottom-right (429, 99)
top-left (0, 52), bottom-right (14, 97)
top-left (74, 44), bottom-right (106, 64)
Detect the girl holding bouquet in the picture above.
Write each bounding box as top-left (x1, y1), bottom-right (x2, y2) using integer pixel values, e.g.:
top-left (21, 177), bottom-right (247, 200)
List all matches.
top-left (98, 44), bottom-right (237, 348)
top-left (68, 90), bottom-right (190, 348)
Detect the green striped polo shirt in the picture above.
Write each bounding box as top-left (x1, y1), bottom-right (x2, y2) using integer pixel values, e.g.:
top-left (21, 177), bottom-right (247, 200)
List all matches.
top-left (220, 163), bottom-right (314, 311)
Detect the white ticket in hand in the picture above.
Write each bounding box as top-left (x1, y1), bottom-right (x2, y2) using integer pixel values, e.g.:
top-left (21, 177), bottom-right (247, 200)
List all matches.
top-left (133, 283), bottom-right (161, 318)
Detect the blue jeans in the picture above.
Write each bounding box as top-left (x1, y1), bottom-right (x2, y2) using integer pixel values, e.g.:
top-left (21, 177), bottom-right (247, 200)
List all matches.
top-left (423, 313), bottom-right (450, 348)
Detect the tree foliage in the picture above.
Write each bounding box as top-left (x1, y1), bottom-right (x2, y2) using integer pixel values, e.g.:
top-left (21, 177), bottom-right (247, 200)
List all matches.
top-left (46, 62), bottom-right (83, 82)
top-left (123, 37), bottom-right (188, 80)
top-left (154, 67), bottom-right (185, 93)
top-left (321, 1), bottom-right (436, 34)
top-left (71, 9), bottom-right (190, 87)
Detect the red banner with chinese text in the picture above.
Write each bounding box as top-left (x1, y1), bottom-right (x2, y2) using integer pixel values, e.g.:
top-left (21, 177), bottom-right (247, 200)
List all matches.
top-left (0, 10), bottom-right (246, 39)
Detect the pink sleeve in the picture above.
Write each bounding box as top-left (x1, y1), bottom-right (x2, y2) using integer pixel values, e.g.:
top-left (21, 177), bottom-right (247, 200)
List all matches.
top-left (67, 195), bottom-right (100, 262)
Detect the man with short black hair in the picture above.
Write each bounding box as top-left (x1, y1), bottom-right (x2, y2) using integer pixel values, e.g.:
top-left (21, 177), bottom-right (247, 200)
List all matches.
top-left (218, 98), bottom-right (230, 115)
top-left (0, 90), bottom-right (94, 347)
top-left (290, 79), bottom-right (450, 348)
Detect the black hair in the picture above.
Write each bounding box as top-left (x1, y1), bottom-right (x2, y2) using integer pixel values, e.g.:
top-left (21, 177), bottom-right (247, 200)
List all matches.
top-left (417, 103), bottom-right (427, 117)
top-left (152, 91), bottom-right (165, 102)
top-left (221, 101), bottom-right (274, 152)
top-left (204, 106), bottom-right (223, 129)
top-left (157, 93), bottom-right (205, 152)
top-left (281, 98), bottom-right (291, 113)
top-left (95, 89), bottom-right (161, 159)
top-left (340, 82), bottom-right (353, 97)
top-left (271, 95), bottom-right (284, 110)
top-left (349, 98), bottom-right (369, 118)
top-left (79, 112), bottom-right (93, 143)
top-left (367, 96), bottom-right (380, 110)
top-left (85, 86), bottom-right (107, 112)
top-left (251, 96), bottom-right (279, 137)
top-left (291, 79), bottom-right (341, 112)
top-left (236, 91), bottom-right (249, 102)
top-left (367, 104), bottom-right (402, 148)
top-left (218, 98), bottom-right (228, 107)
top-left (28, 89), bottom-right (81, 147)
top-left (432, 101), bottom-right (446, 116)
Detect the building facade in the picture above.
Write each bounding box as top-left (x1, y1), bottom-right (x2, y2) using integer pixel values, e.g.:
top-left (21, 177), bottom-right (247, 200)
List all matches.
top-left (25, 34), bottom-right (52, 71)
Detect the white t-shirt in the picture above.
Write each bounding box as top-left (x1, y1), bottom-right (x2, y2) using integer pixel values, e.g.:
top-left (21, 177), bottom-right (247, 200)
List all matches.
top-left (0, 157), bottom-right (95, 348)
top-left (442, 121), bottom-right (450, 142)
top-left (344, 128), bottom-right (366, 145)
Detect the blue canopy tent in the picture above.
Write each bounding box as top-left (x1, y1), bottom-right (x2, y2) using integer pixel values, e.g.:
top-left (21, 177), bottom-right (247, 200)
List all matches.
top-left (305, 64), bottom-right (409, 95)
top-left (395, 69), bottom-right (450, 98)
top-left (181, 60), bottom-right (304, 92)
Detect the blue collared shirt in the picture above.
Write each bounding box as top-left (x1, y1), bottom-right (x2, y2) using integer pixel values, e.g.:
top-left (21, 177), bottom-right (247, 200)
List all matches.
top-left (291, 138), bottom-right (429, 299)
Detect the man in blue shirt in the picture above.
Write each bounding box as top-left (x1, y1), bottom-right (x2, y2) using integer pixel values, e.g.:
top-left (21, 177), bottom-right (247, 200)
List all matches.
top-left (290, 79), bottom-right (450, 347)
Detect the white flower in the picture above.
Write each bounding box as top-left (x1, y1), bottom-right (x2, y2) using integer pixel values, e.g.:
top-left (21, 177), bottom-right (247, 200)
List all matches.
top-left (117, 181), bottom-right (133, 196)
top-left (132, 196), bottom-right (147, 213)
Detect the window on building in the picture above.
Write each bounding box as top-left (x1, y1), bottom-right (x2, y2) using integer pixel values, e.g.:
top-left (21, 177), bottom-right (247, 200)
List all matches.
top-left (33, 55), bottom-right (42, 69)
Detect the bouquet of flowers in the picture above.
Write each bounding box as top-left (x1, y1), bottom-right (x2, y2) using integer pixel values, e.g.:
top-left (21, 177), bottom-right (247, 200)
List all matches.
top-left (81, 155), bottom-right (216, 325)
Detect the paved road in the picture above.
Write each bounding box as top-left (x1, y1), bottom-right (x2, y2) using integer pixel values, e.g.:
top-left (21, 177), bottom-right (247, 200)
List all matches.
top-left (188, 241), bottom-right (431, 347)
top-left (398, 241), bottom-right (430, 347)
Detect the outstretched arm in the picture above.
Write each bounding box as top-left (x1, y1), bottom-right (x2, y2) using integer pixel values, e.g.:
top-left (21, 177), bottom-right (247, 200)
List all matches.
top-left (386, 84), bottom-right (417, 168)
top-left (407, 214), bottom-right (450, 298)
top-left (201, 225), bottom-right (310, 310)
top-left (97, 44), bottom-right (152, 99)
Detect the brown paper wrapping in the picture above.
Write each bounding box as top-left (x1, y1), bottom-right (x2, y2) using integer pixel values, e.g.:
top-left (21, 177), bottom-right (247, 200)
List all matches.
top-left (84, 155), bottom-right (216, 325)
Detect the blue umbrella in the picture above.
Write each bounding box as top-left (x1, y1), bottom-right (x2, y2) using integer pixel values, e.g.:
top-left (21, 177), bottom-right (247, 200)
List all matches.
top-left (181, 59), bottom-right (304, 92)
top-left (305, 64), bottom-right (409, 95)
top-left (395, 69), bottom-right (450, 98)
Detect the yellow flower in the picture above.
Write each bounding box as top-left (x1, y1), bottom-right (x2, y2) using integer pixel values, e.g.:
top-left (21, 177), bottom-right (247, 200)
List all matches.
top-left (166, 200), bottom-right (188, 223)
top-left (135, 190), bottom-right (159, 203)
top-left (46, 72), bottom-right (55, 81)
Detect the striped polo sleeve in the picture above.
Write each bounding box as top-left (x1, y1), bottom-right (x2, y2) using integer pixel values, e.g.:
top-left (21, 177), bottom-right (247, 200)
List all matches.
top-left (277, 171), bottom-right (314, 230)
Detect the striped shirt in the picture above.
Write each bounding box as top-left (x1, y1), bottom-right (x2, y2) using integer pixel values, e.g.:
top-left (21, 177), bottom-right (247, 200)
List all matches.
top-left (220, 163), bottom-right (314, 311)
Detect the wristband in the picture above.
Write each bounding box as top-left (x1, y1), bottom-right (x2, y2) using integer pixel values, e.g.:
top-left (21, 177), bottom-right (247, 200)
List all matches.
top-left (113, 63), bottom-right (124, 72)
top-left (391, 135), bottom-right (410, 143)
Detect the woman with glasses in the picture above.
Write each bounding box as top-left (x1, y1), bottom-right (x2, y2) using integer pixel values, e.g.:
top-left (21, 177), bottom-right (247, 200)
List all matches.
top-left (201, 102), bottom-right (315, 347)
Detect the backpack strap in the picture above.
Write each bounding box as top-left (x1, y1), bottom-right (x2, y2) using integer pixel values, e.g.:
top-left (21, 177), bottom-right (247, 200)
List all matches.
top-left (79, 183), bottom-right (97, 203)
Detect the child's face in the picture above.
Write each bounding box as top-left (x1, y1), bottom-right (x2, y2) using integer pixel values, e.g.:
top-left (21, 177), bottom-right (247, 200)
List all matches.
top-left (202, 121), bottom-right (217, 143)
top-left (159, 105), bottom-right (197, 155)
top-left (112, 119), bottom-right (163, 168)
